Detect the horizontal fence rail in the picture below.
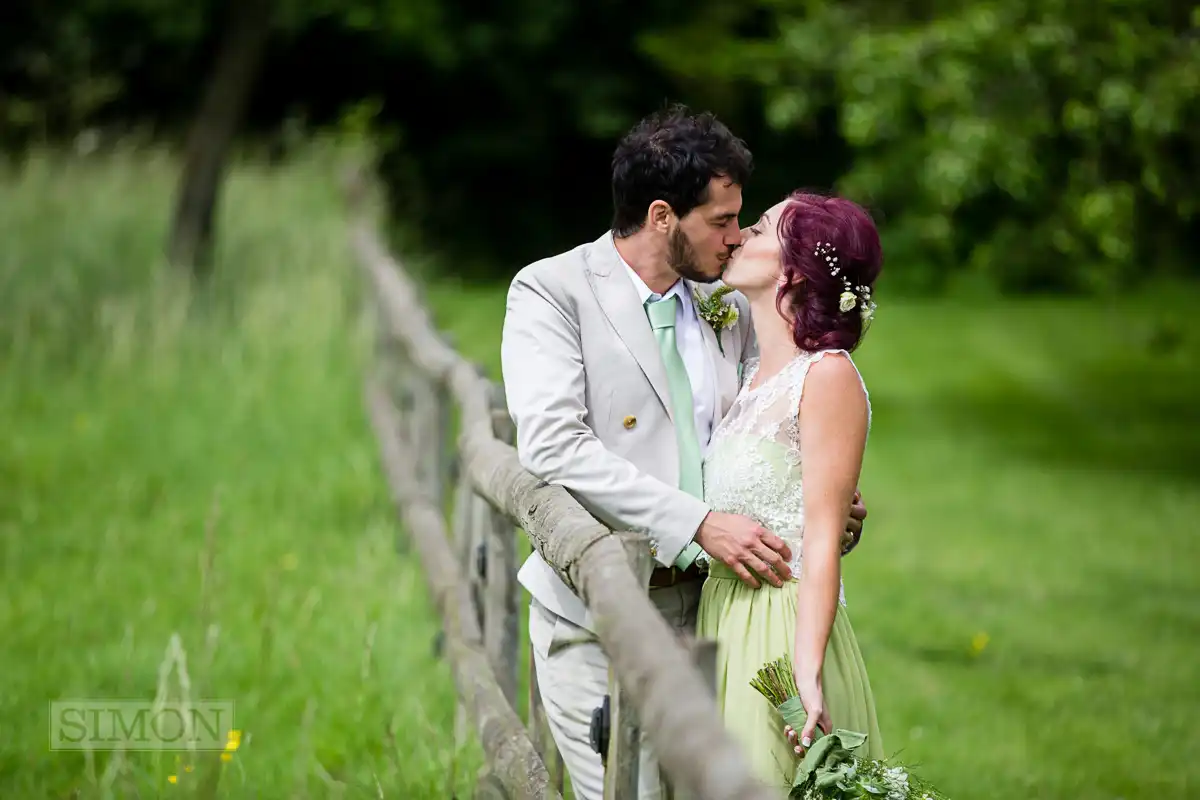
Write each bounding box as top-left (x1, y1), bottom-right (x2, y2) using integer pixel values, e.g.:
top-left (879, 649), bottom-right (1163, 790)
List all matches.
top-left (344, 167), bottom-right (777, 800)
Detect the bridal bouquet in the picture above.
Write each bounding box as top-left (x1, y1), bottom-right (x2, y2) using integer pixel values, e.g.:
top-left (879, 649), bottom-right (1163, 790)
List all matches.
top-left (750, 655), bottom-right (949, 800)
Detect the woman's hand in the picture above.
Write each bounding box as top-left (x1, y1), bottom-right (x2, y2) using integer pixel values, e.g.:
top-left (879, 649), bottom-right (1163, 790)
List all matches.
top-left (784, 678), bottom-right (832, 756)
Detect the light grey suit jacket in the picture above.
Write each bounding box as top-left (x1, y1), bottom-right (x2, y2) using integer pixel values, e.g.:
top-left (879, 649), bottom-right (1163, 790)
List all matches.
top-left (500, 231), bottom-right (757, 630)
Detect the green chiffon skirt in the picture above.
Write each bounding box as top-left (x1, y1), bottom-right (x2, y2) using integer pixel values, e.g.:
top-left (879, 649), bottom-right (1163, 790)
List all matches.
top-left (695, 562), bottom-right (885, 791)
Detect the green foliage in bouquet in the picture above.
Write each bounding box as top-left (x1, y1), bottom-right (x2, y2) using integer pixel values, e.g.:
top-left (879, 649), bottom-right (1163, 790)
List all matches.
top-left (750, 655), bottom-right (949, 800)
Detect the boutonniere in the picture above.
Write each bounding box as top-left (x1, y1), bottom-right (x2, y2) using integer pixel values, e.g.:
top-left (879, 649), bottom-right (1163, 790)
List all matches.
top-left (694, 286), bottom-right (739, 352)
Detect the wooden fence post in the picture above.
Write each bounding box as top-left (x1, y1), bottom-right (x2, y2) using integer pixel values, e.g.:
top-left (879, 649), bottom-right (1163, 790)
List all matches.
top-left (604, 532), bottom-right (653, 800)
top-left (473, 772), bottom-right (511, 800)
top-left (451, 473), bottom-right (479, 754)
top-left (408, 370), bottom-right (440, 499)
top-left (387, 346), bottom-right (416, 555)
top-left (482, 377), bottom-right (520, 705)
top-left (431, 380), bottom-right (452, 510)
top-left (661, 636), bottom-right (720, 800)
top-left (432, 332), bottom-right (458, 513)
top-left (372, 295), bottom-right (395, 393)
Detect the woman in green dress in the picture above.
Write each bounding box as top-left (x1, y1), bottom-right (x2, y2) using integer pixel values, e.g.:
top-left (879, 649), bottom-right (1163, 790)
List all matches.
top-left (695, 191), bottom-right (886, 789)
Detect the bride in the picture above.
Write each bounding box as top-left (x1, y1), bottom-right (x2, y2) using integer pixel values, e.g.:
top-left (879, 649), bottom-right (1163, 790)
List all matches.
top-left (696, 190), bottom-right (886, 786)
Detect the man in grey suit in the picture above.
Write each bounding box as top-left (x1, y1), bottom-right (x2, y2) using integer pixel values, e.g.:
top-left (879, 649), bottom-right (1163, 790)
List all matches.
top-left (500, 106), bottom-right (867, 798)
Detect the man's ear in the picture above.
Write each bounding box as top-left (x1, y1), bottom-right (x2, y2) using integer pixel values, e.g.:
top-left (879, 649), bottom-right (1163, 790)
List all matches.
top-left (647, 200), bottom-right (674, 233)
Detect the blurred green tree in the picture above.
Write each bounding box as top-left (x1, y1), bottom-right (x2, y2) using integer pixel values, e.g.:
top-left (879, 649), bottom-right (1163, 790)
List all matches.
top-left (641, 0), bottom-right (1200, 293)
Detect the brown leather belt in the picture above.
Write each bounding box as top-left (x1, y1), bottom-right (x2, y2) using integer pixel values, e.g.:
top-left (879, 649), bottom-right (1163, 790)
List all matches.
top-left (648, 563), bottom-right (706, 588)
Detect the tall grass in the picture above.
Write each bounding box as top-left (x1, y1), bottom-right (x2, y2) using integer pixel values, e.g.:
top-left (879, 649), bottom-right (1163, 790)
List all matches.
top-left (0, 144), bottom-right (481, 797)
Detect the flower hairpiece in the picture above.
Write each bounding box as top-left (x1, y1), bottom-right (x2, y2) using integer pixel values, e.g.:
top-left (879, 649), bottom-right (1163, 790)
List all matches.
top-left (814, 241), bottom-right (876, 323)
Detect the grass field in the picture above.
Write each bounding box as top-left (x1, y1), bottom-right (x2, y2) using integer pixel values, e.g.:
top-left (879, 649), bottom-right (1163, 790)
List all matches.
top-left (2, 147), bottom-right (1198, 798)
top-left (0, 147), bottom-right (481, 798)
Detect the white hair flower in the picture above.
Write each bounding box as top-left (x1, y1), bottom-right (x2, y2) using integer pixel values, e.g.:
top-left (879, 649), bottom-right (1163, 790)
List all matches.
top-left (817, 242), bottom-right (877, 322)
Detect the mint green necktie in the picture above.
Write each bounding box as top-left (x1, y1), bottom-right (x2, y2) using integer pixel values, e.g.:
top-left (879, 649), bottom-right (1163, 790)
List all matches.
top-left (646, 295), bottom-right (706, 570)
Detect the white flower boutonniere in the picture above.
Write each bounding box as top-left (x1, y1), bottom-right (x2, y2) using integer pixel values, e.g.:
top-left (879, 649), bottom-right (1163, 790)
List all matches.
top-left (694, 285), bottom-right (739, 339)
top-left (694, 286), bottom-right (739, 356)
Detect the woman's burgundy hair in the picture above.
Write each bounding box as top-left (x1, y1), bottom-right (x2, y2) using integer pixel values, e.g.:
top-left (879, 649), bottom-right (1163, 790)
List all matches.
top-left (775, 191), bottom-right (883, 353)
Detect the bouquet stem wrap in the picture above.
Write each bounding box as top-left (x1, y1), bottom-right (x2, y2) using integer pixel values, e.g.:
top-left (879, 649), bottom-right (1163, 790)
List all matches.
top-left (750, 655), bottom-right (948, 800)
top-left (775, 697), bottom-right (871, 797)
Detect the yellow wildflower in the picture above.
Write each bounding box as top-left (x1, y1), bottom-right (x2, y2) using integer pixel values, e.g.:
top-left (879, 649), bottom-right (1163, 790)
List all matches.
top-left (221, 728), bottom-right (241, 761)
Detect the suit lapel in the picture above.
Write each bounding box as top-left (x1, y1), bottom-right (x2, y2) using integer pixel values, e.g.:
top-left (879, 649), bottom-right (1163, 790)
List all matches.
top-left (584, 233), bottom-right (673, 419)
top-left (690, 282), bottom-right (740, 426)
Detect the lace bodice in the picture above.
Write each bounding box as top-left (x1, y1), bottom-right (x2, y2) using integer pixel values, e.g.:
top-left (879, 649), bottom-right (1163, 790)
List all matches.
top-left (702, 349), bottom-right (870, 606)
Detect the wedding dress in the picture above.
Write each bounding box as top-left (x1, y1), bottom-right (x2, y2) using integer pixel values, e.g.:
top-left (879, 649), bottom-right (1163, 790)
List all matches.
top-left (695, 348), bottom-right (886, 789)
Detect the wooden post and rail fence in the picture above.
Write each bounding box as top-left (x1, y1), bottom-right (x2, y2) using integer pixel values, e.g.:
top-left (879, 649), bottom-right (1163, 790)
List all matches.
top-left (344, 168), bottom-right (777, 800)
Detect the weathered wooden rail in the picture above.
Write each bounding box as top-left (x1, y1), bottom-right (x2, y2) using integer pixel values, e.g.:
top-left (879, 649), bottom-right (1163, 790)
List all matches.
top-left (345, 168), bottom-right (777, 800)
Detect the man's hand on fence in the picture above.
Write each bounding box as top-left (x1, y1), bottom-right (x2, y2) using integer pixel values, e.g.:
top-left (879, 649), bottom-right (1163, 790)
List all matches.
top-left (694, 511), bottom-right (791, 589)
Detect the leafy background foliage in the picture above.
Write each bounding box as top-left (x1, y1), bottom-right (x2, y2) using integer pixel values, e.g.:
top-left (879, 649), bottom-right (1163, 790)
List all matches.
top-left (5, 0), bottom-right (1197, 291)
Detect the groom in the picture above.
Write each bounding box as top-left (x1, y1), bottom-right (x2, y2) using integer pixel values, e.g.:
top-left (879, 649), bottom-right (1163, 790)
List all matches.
top-left (500, 106), bottom-right (867, 798)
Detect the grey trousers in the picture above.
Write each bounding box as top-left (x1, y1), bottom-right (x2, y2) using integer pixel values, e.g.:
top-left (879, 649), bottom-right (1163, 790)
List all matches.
top-left (528, 581), bottom-right (703, 800)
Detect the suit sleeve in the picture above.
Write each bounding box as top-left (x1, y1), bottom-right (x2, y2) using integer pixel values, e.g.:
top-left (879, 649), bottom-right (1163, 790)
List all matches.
top-left (500, 273), bottom-right (709, 567)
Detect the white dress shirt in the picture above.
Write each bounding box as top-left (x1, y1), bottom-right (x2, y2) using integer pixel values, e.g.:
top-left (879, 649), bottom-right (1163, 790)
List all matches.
top-left (621, 260), bottom-right (716, 449)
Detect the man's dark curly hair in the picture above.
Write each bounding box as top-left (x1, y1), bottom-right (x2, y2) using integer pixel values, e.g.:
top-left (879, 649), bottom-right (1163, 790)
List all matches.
top-left (610, 104), bottom-right (753, 237)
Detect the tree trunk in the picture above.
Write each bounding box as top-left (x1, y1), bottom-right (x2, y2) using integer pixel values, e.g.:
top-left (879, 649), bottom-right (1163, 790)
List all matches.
top-left (167, 0), bottom-right (273, 278)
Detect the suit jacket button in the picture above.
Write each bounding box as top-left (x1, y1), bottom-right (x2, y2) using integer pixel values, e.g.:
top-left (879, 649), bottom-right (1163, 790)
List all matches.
top-left (623, 415), bottom-right (637, 429)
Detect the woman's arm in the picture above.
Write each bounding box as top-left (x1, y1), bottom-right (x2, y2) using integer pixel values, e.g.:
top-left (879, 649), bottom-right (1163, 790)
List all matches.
top-left (792, 352), bottom-right (870, 746)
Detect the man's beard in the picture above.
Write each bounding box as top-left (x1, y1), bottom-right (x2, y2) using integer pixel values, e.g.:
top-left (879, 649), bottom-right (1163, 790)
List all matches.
top-left (667, 227), bottom-right (719, 284)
